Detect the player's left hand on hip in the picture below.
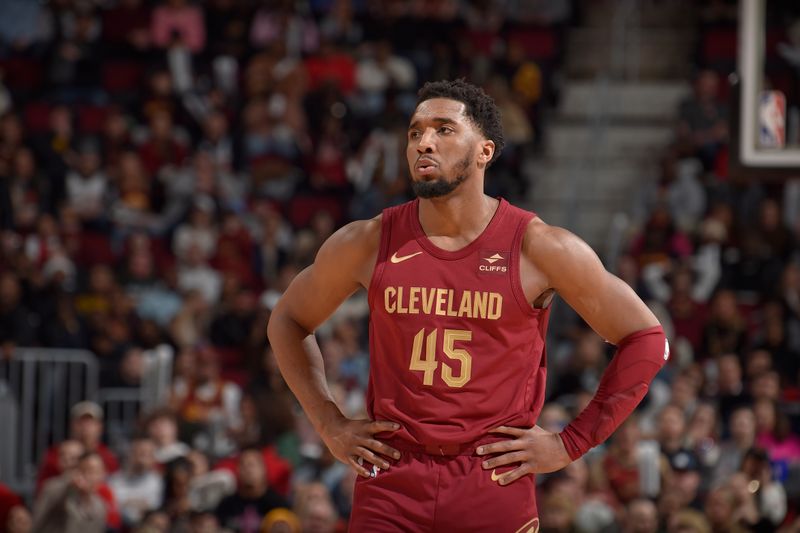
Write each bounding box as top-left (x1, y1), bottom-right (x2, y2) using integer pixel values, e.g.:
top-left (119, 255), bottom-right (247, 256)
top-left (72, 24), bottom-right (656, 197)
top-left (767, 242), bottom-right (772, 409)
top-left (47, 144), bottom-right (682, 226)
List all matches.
top-left (476, 425), bottom-right (571, 485)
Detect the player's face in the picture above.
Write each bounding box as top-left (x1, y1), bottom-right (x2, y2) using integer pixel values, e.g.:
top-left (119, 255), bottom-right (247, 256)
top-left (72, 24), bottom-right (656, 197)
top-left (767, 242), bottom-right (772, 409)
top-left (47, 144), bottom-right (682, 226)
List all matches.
top-left (407, 98), bottom-right (488, 199)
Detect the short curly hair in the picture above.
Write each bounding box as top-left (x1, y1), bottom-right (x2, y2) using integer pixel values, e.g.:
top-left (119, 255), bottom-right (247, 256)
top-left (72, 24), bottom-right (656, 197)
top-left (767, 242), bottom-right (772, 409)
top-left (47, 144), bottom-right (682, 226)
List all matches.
top-left (415, 79), bottom-right (505, 165)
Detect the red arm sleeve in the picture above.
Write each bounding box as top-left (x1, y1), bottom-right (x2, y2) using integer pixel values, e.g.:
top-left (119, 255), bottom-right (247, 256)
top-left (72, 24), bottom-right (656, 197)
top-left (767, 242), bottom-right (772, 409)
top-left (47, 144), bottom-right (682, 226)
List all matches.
top-left (559, 325), bottom-right (668, 460)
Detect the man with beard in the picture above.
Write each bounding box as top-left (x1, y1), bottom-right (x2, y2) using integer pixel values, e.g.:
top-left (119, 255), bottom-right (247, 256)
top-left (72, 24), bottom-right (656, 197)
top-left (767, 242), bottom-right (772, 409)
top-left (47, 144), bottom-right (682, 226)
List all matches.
top-left (268, 79), bottom-right (667, 532)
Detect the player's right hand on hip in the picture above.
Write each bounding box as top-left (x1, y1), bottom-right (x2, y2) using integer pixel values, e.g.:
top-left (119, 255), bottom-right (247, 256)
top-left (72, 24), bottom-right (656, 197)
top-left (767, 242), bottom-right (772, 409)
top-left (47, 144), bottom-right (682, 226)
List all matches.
top-left (320, 417), bottom-right (402, 478)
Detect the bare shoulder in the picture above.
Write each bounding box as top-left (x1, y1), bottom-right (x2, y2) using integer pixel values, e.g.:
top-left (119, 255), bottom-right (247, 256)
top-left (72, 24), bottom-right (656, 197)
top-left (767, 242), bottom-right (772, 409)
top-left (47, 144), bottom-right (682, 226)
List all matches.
top-left (321, 214), bottom-right (382, 256)
top-left (316, 214), bottom-right (383, 287)
top-left (521, 217), bottom-right (598, 278)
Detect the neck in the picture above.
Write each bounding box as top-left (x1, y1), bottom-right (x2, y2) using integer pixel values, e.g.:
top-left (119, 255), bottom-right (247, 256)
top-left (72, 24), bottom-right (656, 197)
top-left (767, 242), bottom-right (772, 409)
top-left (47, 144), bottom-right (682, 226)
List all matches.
top-left (417, 188), bottom-right (498, 245)
top-left (240, 483), bottom-right (265, 499)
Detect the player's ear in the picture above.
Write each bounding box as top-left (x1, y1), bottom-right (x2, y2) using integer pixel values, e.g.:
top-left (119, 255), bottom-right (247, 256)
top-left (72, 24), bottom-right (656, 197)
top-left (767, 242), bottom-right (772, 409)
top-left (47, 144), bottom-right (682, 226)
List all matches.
top-left (478, 139), bottom-right (494, 165)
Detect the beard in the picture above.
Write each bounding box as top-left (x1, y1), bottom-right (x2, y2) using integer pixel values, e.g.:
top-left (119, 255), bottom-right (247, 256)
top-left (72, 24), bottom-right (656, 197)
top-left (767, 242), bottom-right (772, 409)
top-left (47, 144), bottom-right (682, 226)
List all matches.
top-left (411, 152), bottom-right (472, 199)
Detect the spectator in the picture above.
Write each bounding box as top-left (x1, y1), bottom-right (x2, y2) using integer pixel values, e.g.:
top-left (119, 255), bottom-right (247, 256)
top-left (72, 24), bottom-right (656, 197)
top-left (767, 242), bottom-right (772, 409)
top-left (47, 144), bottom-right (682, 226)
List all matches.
top-left (32, 451), bottom-right (107, 533)
top-left (657, 404), bottom-right (689, 459)
top-left (102, 0), bottom-right (152, 54)
top-left (293, 482), bottom-right (339, 533)
top-left (177, 241), bottom-right (223, 304)
top-left (215, 447), bottom-right (289, 533)
top-left (37, 402), bottom-right (119, 490)
top-left (700, 290), bottom-right (747, 360)
top-left (704, 484), bottom-right (749, 533)
top-left (161, 456), bottom-right (194, 528)
top-left (629, 206), bottom-right (693, 269)
top-left (170, 290), bottom-right (212, 347)
top-left (623, 498), bottom-right (659, 533)
top-left (108, 436), bottom-right (163, 526)
top-left (685, 401), bottom-right (720, 473)
top-left (249, 1), bottom-right (319, 57)
top-left (593, 417), bottom-right (667, 507)
top-left (0, 271), bottom-right (36, 356)
top-left (4, 503), bottom-right (31, 533)
top-left (736, 448), bottom-right (787, 527)
top-left (173, 195), bottom-right (218, 263)
top-left (676, 69), bottom-right (728, 170)
top-left (151, 0), bottom-right (206, 54)
top-left (137, 109), bottom-right (189, 177)
top-left (260, 507), bottom-right (301, 533)
top-left (47, 3), bottom-right (102, 97)
top-left (666, 449), bottom-right (703, 511)
top-left (65, 138), bottom-right (107, 224)
top-left (171, 344), bottom-right (242, 454)
top-left (144, 408), bottom-right (191, 465)
top-left (666, 508), bottom-right (711, 533)
top-left (711, 405), bottom-right (756, 486)
top-left (185, 449), bottom-right (236, 512)
top-left (0, 484), bottom-right (24, 532)
top-left (715, 353), bottom-right (752, 425)
top-left (8, 147), bottom-right (48, 232)
top-left (353, 40), bottom-right (416, 116)
top-left (754, 398), bottom-right (800, 466)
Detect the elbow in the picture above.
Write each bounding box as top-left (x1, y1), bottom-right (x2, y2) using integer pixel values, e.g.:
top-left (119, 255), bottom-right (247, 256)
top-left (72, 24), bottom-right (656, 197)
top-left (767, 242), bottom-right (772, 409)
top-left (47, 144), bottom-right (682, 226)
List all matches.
top-left (266, 306), bottom-right (283, 347)
top-left (266, 301), bottom-right (312, 347)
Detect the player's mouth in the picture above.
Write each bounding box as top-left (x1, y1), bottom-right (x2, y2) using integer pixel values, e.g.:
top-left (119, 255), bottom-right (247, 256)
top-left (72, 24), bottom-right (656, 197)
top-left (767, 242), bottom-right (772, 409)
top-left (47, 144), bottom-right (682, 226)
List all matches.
top-left (415, 157), bottom-right (438, 175)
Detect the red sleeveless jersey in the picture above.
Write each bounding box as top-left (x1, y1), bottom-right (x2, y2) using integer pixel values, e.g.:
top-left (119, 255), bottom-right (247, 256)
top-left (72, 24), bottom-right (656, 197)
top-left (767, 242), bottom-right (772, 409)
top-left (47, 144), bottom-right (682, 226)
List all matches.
top-left (367, 198), bottom-right (550, 447)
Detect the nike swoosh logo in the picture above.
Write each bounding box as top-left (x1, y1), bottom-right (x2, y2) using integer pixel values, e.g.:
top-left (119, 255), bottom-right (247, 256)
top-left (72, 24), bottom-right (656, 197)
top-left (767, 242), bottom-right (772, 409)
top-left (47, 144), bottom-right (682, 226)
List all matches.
top-left (491, 469), bottom-right (502, 482)
top-left (390, 251), bottom-right (423, 264)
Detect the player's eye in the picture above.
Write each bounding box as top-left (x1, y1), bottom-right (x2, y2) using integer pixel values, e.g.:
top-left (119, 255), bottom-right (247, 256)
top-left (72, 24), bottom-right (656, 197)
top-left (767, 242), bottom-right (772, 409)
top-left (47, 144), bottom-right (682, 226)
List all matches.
top-left (409, 131), bottom-right (420, 139)
top-left (439, 127), bottom-right (453, 134)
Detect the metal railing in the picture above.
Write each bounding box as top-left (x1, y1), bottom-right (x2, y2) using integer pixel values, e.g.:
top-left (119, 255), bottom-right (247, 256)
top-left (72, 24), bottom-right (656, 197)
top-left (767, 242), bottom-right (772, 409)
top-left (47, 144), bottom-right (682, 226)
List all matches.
top-left (0, 345), bottom-right (173, 497)
top-left (0, 348), bottom-right (99, 495)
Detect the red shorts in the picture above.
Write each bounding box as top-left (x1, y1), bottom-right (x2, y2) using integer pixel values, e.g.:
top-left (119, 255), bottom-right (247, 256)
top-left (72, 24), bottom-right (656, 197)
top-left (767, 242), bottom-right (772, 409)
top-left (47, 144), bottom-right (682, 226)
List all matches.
top-left (348, 442), bottom-right (539, 532)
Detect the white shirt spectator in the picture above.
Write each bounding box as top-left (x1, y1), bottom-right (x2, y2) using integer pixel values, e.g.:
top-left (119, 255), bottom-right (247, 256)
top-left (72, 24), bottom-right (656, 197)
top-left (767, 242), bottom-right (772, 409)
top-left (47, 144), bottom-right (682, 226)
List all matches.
top-left (66, 171), bottom-right (107, 218)
top-left (108, 470), bottom-right (163, 525)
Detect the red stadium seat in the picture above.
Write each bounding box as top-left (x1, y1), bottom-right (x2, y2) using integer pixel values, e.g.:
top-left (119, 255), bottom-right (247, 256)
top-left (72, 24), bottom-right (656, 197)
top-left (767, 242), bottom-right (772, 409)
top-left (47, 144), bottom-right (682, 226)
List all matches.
top-left (464, 30), bottom-right (499, 56)
top-left (102, 61), bottom-right (145, 93)
top-left (0, 57), bottom-right (43, 91)
top-left (287, 195), bottom-right (344, 229)
top-left (508, 29), bottom-right (558, 61)
top-left (701, 28), bottom-right (738, 64)
top-left (77, 105), bottom-right (110, 134)
top-left (23, 102), bottom-right (51, 133)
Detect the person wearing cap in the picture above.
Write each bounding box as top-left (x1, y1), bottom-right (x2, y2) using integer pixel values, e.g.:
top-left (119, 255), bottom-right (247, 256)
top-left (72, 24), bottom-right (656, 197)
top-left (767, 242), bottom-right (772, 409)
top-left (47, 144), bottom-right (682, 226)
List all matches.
top-left (37, 401), bottom-right (120, 492)
top-left (666, 449), bottom-right (703, 511)
top-left (34, 402), bottom-right (123, 528)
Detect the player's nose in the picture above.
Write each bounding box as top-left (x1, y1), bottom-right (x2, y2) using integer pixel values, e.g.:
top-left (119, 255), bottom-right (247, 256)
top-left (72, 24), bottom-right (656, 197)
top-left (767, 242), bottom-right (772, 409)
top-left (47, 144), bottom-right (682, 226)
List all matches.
top-left (417, 128), bottom-right (436, 153)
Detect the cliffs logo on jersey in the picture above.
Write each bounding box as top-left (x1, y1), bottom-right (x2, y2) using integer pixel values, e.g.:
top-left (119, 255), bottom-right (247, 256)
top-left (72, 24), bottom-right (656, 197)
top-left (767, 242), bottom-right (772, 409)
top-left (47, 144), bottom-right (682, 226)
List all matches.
top-left (480, 250), bottom-right (509, 274)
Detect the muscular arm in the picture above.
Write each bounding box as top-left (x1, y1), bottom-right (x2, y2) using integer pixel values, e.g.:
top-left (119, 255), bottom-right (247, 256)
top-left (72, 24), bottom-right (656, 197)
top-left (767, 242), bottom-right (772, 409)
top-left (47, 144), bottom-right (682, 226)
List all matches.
top-left (477, 220), bottom-right (666, 482)
top-left (267, 218), bottom-right (378, 434)
top-left (526, 220), bottom-right (658, 341)
top-left (267, 217), bottom-right (401, 476)
top-left (526, 221), bottom-right (667, 459)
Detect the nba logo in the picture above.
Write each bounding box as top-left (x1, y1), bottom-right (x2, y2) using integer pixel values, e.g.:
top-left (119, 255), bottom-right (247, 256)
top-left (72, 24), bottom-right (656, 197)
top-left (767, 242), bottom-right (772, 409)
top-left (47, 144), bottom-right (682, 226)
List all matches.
top-left (758, 91), bottom-right (786, 149)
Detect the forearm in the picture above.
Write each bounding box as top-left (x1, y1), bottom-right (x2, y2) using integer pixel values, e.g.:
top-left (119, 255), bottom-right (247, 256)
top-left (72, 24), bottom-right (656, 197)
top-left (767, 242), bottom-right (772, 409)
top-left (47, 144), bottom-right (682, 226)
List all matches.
top-left (559, 325), bottom-right (667, 460)
top-left (267, 311), bottom-right (345, 434)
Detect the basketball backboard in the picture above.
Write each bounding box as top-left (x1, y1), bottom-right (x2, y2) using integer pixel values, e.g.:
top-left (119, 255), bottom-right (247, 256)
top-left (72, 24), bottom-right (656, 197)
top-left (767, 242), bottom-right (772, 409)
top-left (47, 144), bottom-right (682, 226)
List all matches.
top-left (736, 0), bottom-right (800, 173)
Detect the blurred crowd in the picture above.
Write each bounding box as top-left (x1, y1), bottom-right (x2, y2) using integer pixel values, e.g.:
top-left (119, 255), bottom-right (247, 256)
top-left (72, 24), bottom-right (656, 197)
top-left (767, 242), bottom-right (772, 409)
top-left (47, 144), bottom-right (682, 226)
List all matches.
top-left (0, 0), bottom-right (799, 532)
top-left (0, 0), bottom-right (564, 532)
top-left (531, 3), bottom-right (800, 532)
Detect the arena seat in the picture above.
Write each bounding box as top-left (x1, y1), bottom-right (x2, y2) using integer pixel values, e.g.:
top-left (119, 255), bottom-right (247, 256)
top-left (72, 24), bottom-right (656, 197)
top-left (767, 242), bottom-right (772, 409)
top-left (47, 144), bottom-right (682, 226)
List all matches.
top-left (0, 57), bottom-right (43, 92)
top-left (508, 28), bottom-right (558, 62)
top-left (23, 102), bottom-right (51, 133)
top-left (77, 105), bottom-right (110, 134)
top-left (701, 28), bottom-right (737, 68)
top-left (286, 195), bottom-right (344, 229)
top-left (101, 61), bottom-right (145, 94)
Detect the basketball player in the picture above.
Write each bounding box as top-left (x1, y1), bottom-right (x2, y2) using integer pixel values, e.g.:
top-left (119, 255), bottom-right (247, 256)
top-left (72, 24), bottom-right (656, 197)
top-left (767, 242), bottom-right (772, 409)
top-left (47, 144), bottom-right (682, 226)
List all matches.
top-left (268, 80), bottom-right (668, 532)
